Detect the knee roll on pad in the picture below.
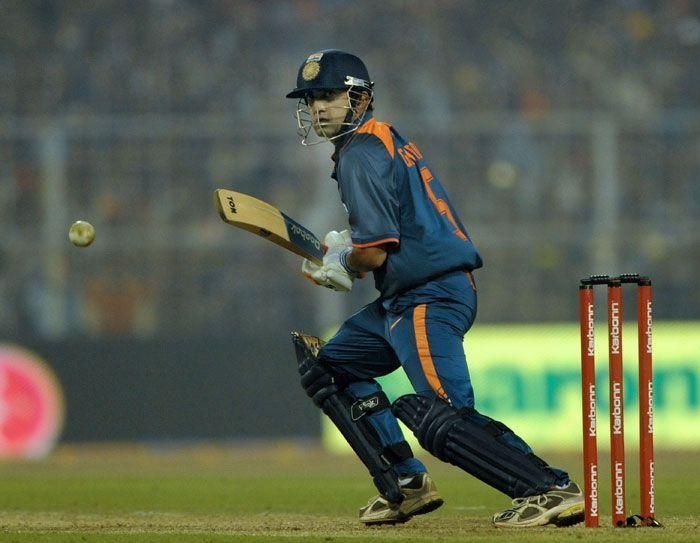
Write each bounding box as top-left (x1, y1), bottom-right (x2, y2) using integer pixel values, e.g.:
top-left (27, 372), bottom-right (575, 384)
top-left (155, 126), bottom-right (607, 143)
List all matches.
top-left (293, 332), bottom-right (337, 406)
top-left (299, 362), bottom-right (338, 407)
top-left (292, 332), bottom-right (407, 504)
top-left (392, 394), bottom-right (559, 498)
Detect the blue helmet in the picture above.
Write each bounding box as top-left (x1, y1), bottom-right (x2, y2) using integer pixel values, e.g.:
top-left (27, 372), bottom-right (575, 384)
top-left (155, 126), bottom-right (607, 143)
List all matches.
top-left (286, 49), bottom-right (373, 99)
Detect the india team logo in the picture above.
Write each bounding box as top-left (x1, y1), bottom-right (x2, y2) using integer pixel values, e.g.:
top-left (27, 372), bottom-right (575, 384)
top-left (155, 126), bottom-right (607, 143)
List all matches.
top-left (0, 345), bottom-right (65, 458)
top-left (302, 61), bottom-right (321, 81)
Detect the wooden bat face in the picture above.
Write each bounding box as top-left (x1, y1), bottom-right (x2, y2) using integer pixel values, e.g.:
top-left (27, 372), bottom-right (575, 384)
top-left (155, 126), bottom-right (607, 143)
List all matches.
top-left (214, 189), bottom-right (324, 265)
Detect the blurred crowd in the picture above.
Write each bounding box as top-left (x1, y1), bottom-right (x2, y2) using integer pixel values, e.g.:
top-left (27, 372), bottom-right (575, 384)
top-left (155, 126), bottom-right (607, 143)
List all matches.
top-left (1, 0), bottom-right (699, 339)
top-left (3, 0), bottom-right (700, 116)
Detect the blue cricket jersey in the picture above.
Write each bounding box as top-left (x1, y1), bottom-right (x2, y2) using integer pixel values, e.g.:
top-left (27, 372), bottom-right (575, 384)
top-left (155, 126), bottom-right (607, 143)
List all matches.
top-left (332, 114), bottom-right (483, 307)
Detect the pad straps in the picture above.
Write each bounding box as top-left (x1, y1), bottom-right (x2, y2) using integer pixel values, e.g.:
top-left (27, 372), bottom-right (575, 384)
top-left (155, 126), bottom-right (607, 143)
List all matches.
top-left (351, 391), bottom-right (414, 464)
top-left (292, 332), bottom-right (405, 504)
top-left (350, 391), bottom-right (391, 420)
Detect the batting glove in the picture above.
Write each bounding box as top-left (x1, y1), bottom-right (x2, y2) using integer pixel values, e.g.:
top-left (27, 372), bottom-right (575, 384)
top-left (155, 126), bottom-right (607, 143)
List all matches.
top-left (324, 229), bottom-right (352, 251)
top-left (301, 230), bottom-right (356, 292)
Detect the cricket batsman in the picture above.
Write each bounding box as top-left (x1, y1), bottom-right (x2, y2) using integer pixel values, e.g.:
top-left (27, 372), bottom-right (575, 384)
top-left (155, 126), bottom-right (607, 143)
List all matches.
top-left (287, 49), bottom-right (585, 527)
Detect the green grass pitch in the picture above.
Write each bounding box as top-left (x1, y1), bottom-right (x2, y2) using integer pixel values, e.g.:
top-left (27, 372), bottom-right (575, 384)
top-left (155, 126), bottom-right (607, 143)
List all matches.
top-left (0, 444), bottom-right (697, 542)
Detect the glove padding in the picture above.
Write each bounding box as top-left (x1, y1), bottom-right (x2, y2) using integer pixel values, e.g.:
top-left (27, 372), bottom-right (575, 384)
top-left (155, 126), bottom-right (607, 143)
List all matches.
top-left (302, 230), bottom-right (356, 292)
top-left (324, 229), bottom-right (352, 251)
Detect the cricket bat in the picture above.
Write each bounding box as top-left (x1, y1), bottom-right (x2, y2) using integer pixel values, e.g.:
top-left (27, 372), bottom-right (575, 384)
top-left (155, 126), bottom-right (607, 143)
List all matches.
top-left (214, 189), bottom-right (324, 265)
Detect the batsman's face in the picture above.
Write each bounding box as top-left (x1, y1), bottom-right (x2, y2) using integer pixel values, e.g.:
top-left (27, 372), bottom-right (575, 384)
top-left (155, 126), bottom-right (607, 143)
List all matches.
top-left (306, 90), bottom-right (352, 138)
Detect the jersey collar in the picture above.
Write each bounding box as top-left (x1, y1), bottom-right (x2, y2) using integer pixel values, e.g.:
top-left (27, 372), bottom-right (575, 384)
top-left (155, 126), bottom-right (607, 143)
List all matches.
top-left (331, 111), bottom-right (375, 179)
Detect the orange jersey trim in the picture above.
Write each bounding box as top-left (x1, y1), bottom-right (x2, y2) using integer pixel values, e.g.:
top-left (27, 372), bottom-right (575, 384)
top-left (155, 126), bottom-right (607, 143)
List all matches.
top-left (465, 271), bottom-right (476, 290)
top-left (419, 166), bottom-right (468, 241)
top-left (352, 237), bottom-right (399, 249)
top-left (389, 315), bottom-right (404, 332)
top-left (356, 118), bottom-right (395, 159)
top-left (413, 304), bottom-right (448, 400)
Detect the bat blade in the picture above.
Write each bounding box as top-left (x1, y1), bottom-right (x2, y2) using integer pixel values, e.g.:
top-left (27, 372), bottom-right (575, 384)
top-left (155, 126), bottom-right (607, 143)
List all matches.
top-left (214, 189), bottom-right (324, 265)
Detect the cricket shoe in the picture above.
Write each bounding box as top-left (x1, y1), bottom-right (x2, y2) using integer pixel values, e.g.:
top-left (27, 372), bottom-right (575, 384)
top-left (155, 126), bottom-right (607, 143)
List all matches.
top-left (492, 481), bottom-right (585, 528)
top-left (359, 473), bottom-right (444, 525)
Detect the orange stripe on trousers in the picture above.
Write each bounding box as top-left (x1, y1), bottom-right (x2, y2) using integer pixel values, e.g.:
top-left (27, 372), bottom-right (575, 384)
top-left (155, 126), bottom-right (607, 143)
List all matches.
top-left (413, 304), bottom-right (448, 400)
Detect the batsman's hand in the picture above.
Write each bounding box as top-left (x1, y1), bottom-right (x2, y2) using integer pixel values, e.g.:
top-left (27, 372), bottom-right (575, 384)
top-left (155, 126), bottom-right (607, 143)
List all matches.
top-left (301, 230), bottom-right (356, 292)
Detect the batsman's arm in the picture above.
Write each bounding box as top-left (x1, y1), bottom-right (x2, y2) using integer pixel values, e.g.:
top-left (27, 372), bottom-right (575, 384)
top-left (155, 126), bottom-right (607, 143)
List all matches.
top-left (344, 246), bottom-right (387, 273)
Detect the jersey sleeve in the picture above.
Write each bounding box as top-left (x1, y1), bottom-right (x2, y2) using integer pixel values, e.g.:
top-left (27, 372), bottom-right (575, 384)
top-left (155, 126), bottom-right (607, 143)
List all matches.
top-left (339, 140), bottom-right (400, 248)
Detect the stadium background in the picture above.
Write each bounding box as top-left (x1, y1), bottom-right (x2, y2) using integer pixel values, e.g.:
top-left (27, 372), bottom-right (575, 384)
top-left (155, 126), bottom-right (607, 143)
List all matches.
top-left (1, 0), bottom-right (699, 452)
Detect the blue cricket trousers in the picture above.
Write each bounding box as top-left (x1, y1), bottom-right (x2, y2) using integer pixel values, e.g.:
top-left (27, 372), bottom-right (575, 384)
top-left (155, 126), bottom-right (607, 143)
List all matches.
top-left (318, 277), bottom-right (477, 476)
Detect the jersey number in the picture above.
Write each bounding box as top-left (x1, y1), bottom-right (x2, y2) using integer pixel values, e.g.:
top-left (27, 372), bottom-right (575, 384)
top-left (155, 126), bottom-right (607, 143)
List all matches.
top-left (419, 166), bottom-right (468, 241)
